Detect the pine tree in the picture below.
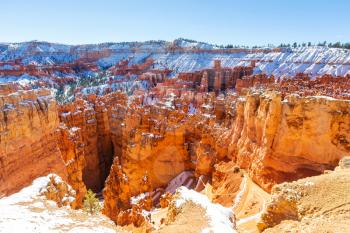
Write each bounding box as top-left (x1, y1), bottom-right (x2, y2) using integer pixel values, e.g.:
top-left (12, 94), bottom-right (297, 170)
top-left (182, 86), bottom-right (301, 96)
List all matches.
top-left (83, 189), bottom-right (101, 215)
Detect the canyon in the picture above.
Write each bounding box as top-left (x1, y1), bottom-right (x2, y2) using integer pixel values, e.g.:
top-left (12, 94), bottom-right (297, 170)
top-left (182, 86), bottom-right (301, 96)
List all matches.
top-left (1, 39), bottom-right (350, 101)
top-left (0, 41), bottom-right (350, 233)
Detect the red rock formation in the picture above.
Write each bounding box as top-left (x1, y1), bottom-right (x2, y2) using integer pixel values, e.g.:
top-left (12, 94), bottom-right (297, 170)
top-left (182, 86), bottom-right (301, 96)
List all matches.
top-left (107, 58), bottom-right (155, 76)
top-left (0, 61), bottom-right (99, 78)
top-left (172, 61), bottom-right (254, 94)
top-left (235, 74), bottom-right (275, 93)
top-left (41, 175), bottom-right (77, 208)
top-left (58, 94), bottom-right (114, 192)
top-left (0, 85), bottom-right (67, 195)
top-left (2, 56), bottom-right (350, 230)
top-left (235, 73), bottom-right (350, 100)
top-left (159, 192), bottom-right (172, 208)
top-left (257, 161), bottom-right (350, 232)
top-left (102, 97), bottom-right (193, 221)
top-left (211, 161), bottom-right (243, 207)
top-left (116, 205), bottom-right (149, 228)
top-left (0, 84), bottom-right (88, 208)
top-left (57, 125), bottom-right (87, 208)
top-left (101, 90), bottom-right (239, 221)
top-left (230, 90), bottom-right (350, 191)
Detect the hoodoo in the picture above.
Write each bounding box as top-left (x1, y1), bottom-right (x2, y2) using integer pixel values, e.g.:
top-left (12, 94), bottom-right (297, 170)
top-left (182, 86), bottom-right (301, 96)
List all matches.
top-left (1, 38), bottom-right (350, 233)
top-left (0, 85), bottom-right (67, 195)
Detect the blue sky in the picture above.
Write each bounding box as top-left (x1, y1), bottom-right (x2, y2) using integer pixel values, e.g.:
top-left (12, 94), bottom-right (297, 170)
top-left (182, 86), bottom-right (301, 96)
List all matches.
top-left (0, 0), bottom-right (349, 46)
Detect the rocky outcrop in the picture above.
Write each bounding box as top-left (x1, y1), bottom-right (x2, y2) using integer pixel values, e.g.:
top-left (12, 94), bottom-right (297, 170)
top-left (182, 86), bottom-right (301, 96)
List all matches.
top-left (0, 85), bottom-right (67, 195)
top-left (0, 174), bottom-right (121, 233)
top-left (40, 174), bottom-right (76, 207)
top-left (57, 125), bottom-right (87, 208)
top-left (231, 90), bottom-right (350, 191)
top-left (0, 84), bottom-right (87, 208)
top-left (235, 73), bottom-right (350, 100)
top-left (58, 94), bottom-right (114, 192)
top-left (102, 95), bottom-right (194, 221)
top-left (211, 161), bottom-right (243, 207)
top-left (257, 159), bottom-right (350, 232)
top-left (235, 74), bottom-right (274, 94)
top-left (101, 90), bottom-right (241, 222)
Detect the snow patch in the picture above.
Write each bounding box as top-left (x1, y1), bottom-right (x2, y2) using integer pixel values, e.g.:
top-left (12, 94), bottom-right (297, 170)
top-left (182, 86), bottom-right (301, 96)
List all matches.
top-left (0, 174), bottom-right (116, 233)
top-left (175, 186), bottom-right (236, 233)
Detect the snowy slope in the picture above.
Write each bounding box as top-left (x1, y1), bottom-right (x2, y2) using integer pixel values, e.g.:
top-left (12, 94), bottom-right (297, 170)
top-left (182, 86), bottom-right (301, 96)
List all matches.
top-left (0, 174), bottom-right (119, 233)
top-left (174, 186), bottom-right (236, 233)
top-left (1, 39), bottom-right (350, 78)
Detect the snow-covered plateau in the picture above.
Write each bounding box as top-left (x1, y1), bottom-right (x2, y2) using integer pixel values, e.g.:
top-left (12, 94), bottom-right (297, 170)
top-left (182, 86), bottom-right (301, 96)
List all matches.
top-left (1, 39), bottom-right (350, 101)
top-left (1, 39), bottom-right (349, 77)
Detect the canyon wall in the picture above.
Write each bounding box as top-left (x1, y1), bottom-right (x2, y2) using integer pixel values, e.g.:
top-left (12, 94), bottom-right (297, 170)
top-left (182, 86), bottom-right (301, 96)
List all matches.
top-left (56, 125), bottom-right (87, 208)
top-left (0, 84), bottom-right (67, 195)
top-left (231, 90), bottom-right (350, 191)
top-left (1, 60), bottom-right (350, 229)
top-left (0, 84), bottom-right (87, 208)
top-left (58, 95), bottom-right (114, 192)
top-left (101, 92), bottom-right (240, 221)
top-left (99, 79), bottom-right (350, 221)
top-left (102, 95), bottom-right (194, 220)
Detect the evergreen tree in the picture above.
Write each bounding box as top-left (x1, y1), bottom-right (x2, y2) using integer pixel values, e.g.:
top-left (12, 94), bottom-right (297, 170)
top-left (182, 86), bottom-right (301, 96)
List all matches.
top-left (83, 189), bottom-right (101, 215)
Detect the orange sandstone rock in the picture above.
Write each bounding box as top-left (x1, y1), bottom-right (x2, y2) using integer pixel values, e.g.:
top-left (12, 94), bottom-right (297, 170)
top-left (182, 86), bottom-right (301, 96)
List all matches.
top-left (231, 90), bottom-right (350, 191)
top-left (57, 124), bottom-right (87, 208)
top-left (0, 86), bottom-right (67, 195)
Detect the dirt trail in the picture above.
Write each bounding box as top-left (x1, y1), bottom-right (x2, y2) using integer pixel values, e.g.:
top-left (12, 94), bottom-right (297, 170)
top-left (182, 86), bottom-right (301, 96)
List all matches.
top-left (233, 173), bottom-right (270, 233)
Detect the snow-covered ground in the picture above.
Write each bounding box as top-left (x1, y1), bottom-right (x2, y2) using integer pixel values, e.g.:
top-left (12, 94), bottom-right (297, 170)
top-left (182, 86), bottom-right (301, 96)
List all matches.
top-left (0, 174), bottom-right (240, 233)
top-left (1, 39), bottom-right (350, 78)
top-left (0, 174), bottom-right (118, 233)
top-left (175, 186), bottom-right (236, 233)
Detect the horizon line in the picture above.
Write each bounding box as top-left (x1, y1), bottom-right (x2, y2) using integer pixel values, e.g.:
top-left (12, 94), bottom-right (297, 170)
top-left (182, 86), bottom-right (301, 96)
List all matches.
top-left (1, 38), bottom-right (350, 48)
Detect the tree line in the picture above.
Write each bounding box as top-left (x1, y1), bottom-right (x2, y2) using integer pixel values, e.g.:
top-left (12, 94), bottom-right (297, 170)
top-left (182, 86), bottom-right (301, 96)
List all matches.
top-left (222, 41), bottom-right (350, 49)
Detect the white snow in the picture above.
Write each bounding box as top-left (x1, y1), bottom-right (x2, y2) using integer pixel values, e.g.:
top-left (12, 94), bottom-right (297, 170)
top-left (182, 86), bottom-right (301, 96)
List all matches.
top-left (0, 174), bottom-right (118, 233)
top-left (1, 41), bottom-right (349, 79)
top-left (1, 41), bottom-right (350, 101)
top-left (130, 192), bottom-right (148, 205)
top-left (175, 186), bottom-right (236, 233)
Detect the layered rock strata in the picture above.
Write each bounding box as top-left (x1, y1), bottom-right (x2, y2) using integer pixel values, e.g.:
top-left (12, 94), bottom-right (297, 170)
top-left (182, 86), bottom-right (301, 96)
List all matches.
top-left (231, 90), bottom-right (350, 191)
top-left (0, 84), bottom-right (87, 209)
top-left (0, 85), bottom-right (67, 195)
top-left (58, 94), bottom-right (114, 192)
top-left (101, 91), bottom-right (239, 221)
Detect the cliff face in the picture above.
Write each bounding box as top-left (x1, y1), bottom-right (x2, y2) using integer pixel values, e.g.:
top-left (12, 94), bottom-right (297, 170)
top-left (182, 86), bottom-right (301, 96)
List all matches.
top-left (58, 95), bottom-right (114, 192)
top-left (102, 95), bottom-right (194, 220)
top-left (231, 91), bottom-right (350, 191)
top-left (257, 158), bottom-right (350, 232)
top-left (100, 91), bottom-right (248, 222)
top-left (57, 125), bottom-right (87, 208)
top-left (2, 67), bottom-right (350, 231)
top-left (0, 84), bottom-right (87, 209)
top-left (0, 84), bottom-right (67, 195)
